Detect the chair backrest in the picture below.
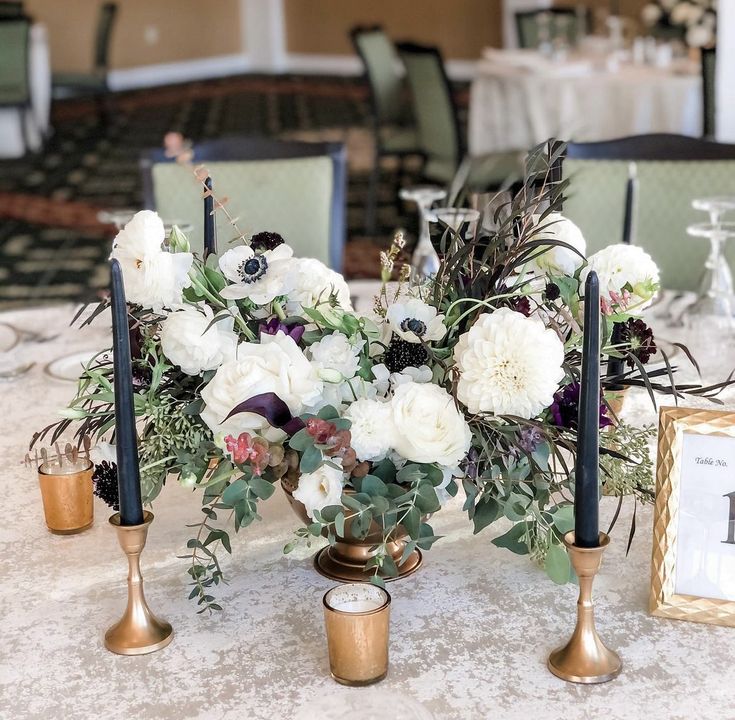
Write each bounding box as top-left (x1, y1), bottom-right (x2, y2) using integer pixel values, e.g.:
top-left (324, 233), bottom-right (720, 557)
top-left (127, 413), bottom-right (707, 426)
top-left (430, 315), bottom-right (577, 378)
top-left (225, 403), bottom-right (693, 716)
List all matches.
top-left (94, 2), bottom-right (117, 72)
top-left (396, 42), bottom-right (461, 174)
top-left (0, 2), bottom-right (25, 20)
top-left (559, 134), bottom-right (735, 291)
top-left (515, 8), bottom-right (583, 49)
top-left (0, 18), bottom-right (29, 106)
top-left (350, 25), bottom-right (409, 127)
top-left (140, 136), bottom-right (347, 270)
top-left (702, 47), bottom-right (716, 139)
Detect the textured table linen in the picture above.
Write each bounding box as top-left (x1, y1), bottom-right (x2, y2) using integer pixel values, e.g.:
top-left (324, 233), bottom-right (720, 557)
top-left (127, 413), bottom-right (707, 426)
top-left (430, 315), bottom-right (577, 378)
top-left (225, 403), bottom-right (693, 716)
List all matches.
top-left (468, 58), bottom-right (702, 155)
top-left (1, 299), bottom-right (734, 720)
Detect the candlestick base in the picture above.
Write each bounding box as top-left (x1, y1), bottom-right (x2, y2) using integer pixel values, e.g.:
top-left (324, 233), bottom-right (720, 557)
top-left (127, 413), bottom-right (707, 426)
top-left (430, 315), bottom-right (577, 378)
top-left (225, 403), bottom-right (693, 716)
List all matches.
top-left (104, 511), bottom-right (174, 656)
top-left (547, 531), bottom-right (621, 684)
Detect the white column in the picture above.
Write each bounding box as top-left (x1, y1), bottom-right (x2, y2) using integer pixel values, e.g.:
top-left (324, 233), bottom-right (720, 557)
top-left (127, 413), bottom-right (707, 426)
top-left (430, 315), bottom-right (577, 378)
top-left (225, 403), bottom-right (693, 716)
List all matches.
top-left (502, 0), bottom-right (553, 48)
top-left (716, 2), bottom-right (735, 142)
top-left (241, 0), bottom-right (286, 72)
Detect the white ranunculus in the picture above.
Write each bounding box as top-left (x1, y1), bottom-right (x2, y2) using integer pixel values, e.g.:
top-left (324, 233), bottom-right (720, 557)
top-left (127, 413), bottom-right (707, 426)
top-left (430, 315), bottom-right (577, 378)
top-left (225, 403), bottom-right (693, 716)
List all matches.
top-left (110, 210), bottom-right (193, 311)
top-left (160, 304), bottom-right (238, 376)
top-left (200, 331), bottom-right (323, 438)
top-left (581, 244), bottom-right (660, 309)
top-left (390, 382), bottom-right (472, 466)
top-left (285, 258), bottom-right (353, 314)
top-left (641, 3), bottom-right (663, 24)
top-left (293, 462), bottom-right (345, 520)
top-left (386, 297), bottom-right (447, 344)
top-left (454, 308), bottom-right (564, 419)
top-left (686, 23), bottom-right (713, 47)
top-left (219, 243), bottom-right (294, 305)
top-left (344, 398), bottom-right (395, 462)
top-left (371, 363), bottom-right (433, 397)
top-left (309, 333), bottom-right (364, 382)
top-left (527, 212), bottom-right (586, 276)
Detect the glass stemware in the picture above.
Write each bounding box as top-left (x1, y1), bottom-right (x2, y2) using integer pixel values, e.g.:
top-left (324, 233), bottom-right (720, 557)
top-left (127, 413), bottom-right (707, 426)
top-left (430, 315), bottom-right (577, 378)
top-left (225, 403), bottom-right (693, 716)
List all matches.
top-left (428, 207), bottom-right (481, 242)
top-left (399, 186), bottom-right (447, 284)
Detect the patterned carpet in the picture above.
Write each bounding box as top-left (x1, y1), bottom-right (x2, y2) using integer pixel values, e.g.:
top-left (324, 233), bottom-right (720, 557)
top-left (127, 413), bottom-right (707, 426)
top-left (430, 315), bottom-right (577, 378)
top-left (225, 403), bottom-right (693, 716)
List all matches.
top-left (0, 73), bottom-right (466, 309)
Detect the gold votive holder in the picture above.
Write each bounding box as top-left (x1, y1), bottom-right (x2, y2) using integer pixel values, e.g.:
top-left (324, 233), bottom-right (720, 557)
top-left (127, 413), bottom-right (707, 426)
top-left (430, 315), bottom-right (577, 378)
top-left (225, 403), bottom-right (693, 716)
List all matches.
top-left (104, 511), bottom-right (173, 655)
top-left (38, 459), bottom-right (94, 534)
top-left (323, 583), bottom-right (391, 686)
top-left (548, 531), bottom-right (622, 684)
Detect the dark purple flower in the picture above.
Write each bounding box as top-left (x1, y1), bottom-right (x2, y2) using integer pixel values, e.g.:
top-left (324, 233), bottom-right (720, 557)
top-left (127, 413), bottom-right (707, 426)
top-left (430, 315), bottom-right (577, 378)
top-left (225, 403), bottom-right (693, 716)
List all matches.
top-left (550, 382), bottom-right (612, 430)
top-left (92, 461), bottom-right (119, 510)
top-left (544, 282), bottom-right (560, 301)
top-left (619, 318), bottom-right (657, 369)
top-left (511, 296), bottom-right (532, 317)
top-left (519, 426), bottom-right (543, 453)
top-left (259, 318), bottom-right (305, 344)
top-left (250, 231), bottom-right (285, 253)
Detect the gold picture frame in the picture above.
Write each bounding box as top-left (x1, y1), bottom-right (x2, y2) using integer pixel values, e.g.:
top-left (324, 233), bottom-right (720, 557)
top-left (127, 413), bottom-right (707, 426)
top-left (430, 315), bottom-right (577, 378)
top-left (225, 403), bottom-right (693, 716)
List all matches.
top-left (650, 406), bottom-right (735, 627)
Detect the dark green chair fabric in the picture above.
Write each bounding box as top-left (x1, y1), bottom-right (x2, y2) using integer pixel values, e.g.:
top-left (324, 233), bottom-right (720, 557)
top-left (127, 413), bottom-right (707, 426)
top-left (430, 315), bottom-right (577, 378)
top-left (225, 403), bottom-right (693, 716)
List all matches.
top-left (351, 26), bottom-right (419, 233)
top-left (141, 137), bottom-right (347, 270)
top-left (0, 3), bottom-right (25, 20)
top-left (397, 42), bottom-right (521, 191)
top-left (515, 8), bottom-right (584, 49)
top-left (53, 2), bottom-right (117, 99)
top-left (0, 18), bottom-right (29, 107)
top-left (560, 135), bottom-right (735, 291)
top-left (702, 47), bottom-right (716, 139)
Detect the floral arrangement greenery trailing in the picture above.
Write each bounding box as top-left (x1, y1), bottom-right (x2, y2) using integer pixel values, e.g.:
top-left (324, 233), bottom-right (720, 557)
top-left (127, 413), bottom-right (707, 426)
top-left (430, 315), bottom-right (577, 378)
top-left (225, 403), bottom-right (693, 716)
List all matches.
top-left (34, 142), bottom-right (720, 611)
top-left (641, 0), bottom-right (716, 48)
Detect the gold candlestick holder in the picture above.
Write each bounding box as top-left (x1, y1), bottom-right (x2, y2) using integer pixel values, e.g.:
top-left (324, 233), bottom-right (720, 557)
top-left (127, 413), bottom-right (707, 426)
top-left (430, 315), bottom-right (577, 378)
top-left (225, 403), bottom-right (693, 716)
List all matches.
top-left (547, 531), bottom-right (622, 684)
top-left (104, 511), bottom-right (174, 655)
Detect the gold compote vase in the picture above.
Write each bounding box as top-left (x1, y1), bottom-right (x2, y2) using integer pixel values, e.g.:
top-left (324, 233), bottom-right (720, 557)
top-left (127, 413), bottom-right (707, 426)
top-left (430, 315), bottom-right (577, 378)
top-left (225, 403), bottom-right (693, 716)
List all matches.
top-left (281, 476), bottom-right (424, 583)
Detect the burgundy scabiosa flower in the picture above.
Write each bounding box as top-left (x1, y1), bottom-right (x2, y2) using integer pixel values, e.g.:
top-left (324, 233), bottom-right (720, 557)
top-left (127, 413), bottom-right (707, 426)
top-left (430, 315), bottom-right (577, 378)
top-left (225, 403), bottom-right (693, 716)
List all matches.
top-left (619, 318), bottom-right (657, 369)
top-left (250, 231), bottom-right (285, 253)
top-left (550, 382), bottom-right (612, 430)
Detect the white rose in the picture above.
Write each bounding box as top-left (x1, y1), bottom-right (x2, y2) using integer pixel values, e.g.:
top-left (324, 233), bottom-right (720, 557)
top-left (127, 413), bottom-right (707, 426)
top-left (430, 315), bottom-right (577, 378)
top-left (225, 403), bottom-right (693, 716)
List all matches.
top-left (309, 333), bottom-right (364, 382)
top-left (285, 257), bottom-right (353, 314)
top-left (109, 210), bottom-right (193, 311)
top-left (390, 382), bottom-right (472, 466)
top-left (386, 297), bottom-right (446, 344)
top-left (344, 398), bottom-right (395, 462)
top-left (454, 308), bottom-right (564, 419)
top-left (527, 212), bottom-right (586, 276)
top-left (293, 462), bottom-right (345, 520)
top-left (160, 304), bottom-right (238, 375)
top-left (581, 244), bottom-right (660, 309)
top-left (219, 243), bottom-right (294, 305)
top-left (200, 331), bottom-right (323, 438)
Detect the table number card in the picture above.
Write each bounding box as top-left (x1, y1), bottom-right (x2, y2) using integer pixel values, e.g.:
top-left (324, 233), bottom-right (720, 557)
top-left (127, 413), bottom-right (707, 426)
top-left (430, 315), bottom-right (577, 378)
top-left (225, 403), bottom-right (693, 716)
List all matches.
top-left (650, 407), bottom-right (735, 627)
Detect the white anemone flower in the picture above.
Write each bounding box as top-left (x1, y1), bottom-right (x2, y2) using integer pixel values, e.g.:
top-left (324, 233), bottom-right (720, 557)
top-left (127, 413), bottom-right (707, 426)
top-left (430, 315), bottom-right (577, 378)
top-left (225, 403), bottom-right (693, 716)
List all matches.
top-left (454, 308), bottom-right (565, 419)
top-left (219, 243), bottom-right (294, 305)
top-left (385, 298), bottom-right (446, 344)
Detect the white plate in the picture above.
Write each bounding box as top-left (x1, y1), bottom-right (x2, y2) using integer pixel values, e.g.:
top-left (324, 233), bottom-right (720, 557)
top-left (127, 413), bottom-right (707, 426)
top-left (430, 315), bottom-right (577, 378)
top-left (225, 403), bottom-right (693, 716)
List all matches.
top-left (44, 350), bottom-right (106, 382)
top-left (0, 323), bottom-right (19, 353)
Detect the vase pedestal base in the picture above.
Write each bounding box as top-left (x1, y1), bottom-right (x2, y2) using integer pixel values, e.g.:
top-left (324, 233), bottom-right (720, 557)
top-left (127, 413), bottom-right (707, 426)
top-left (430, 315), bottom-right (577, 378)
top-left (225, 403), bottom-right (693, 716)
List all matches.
top-left (314, 545), bottom-right (423, 583)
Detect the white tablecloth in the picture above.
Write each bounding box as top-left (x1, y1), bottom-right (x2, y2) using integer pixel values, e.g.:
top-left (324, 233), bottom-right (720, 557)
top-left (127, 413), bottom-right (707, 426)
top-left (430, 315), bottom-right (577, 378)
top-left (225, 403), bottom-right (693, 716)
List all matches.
top-left (468, 55), bottom-right (703, 155)
top-left (1, 296), bottom-right (735, 720)
top-left (0, 23), bottom-right (51, 159)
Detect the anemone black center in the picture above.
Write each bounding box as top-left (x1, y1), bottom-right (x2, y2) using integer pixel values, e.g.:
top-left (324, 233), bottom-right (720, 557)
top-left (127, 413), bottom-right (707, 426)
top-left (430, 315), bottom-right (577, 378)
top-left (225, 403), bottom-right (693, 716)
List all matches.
top-left (238, 255), bottom-right (268, 283)
top-left (401, 318), bottom-right (427, 336)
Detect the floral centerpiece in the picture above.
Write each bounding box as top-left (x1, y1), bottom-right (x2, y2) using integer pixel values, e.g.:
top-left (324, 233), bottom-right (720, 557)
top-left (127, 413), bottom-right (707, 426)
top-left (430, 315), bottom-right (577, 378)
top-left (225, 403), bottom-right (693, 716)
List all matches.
top-left (641, 0), bottom-right (716, 48)
top-left (35, 143), bottom-right (714, 611)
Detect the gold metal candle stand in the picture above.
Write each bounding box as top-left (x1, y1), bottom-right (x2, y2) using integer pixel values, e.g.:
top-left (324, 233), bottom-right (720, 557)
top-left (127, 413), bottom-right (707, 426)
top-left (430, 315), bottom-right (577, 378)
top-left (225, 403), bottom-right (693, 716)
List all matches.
top-left (547, 531), bottom-right (622, 684)
top-left (104, 511), bottom-right (174, 655)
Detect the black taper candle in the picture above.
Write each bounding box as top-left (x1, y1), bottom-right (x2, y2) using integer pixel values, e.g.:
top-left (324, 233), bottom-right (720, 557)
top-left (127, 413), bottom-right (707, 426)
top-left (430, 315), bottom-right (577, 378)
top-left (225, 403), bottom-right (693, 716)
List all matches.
top-left (110, 259), bottom-right (144, 526)
top-left (606, 322), bottom-right (626, 390)
top-left (621, 162), bottom-right (638, 246)
top-left (203, 176), bottom-right (216, 259)
top-left (575, 271), bottom-right (601, 548)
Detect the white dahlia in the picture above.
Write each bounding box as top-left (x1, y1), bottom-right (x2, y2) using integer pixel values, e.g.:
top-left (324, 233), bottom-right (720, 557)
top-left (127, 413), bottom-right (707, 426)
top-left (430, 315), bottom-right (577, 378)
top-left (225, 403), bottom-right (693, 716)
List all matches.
top-left (454, 308), bottom-right (564, 418)
top-left (527, 212), bottom-right (586, 276)
top-left (293, 462), bottom-right (345, 520)
top-left (343, 398), bottom-right (395, 462)
top-left (219, 243), bottom-right (294, 305)
top-left (385, 297), bottom-right (447, 344)
top-left (581, 244), bottom-right (660, 310)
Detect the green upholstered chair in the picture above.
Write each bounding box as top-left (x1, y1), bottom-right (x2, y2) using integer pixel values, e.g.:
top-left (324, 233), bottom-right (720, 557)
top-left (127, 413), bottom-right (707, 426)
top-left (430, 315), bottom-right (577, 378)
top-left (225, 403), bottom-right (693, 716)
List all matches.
top-left (560, 134), bottom-right (735, 291)
top-left (0, 18), bottom-right (31, 151)
top-left (515, 8), bottom-right (586, 49)
top-left (702, 47), bottom-right (716, 139)
top-left (53, 2), bottom-right (117, 100)
top-left (396, 42), bottom-right (522, 192)
top-left (350, 26), bottom-right (419, 234)
top-left (140, 137), bottom-right (347, 270)
top-left (0, 3), bottom-right (25, 20)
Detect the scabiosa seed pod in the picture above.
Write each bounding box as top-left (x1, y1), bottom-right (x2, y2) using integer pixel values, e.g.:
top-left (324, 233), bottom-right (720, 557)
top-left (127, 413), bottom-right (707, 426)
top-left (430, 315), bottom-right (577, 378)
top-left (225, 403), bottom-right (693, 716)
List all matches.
top-left (383, 335), bottom-right (428, 374)
top-left (92, 461), bottom-right (120, 510)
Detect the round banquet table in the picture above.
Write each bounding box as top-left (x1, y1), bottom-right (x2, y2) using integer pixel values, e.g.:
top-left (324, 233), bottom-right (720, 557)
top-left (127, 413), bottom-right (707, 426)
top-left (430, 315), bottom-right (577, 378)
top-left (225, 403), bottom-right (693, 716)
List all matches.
top-left (1, 293), bottom-right (734, 720)
top-left (0, 23), bottom-right (51, 159)
top-left (468, 53), bottom-right (703, 156)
